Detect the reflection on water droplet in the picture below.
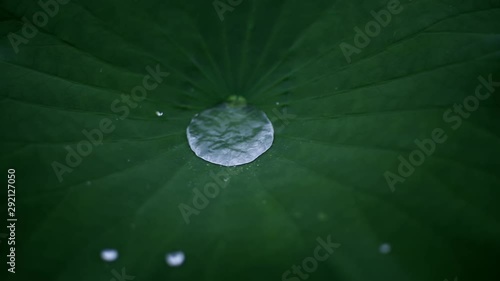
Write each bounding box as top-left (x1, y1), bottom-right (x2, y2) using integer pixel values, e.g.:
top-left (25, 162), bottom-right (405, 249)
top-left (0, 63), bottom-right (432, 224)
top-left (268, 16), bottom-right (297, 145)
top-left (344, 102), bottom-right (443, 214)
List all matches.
top-left (186, 97), bottom-right (274, 166)
top-left (166, 251), bottom-right (185, 267)
top-left (156, 111), bottom-right (163, 117)
top-left (100, 249), bottom-right (118, 262)
top-left (379, 243), bottom-right (391, 254)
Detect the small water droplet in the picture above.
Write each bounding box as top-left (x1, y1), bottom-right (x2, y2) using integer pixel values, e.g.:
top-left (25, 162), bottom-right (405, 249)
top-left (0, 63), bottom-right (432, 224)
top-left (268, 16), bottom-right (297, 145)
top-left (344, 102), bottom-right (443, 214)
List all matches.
top-left (100, 249), bottom-right (118, 262)
top-left (99, 68), bottom-right (103, 73)
top-left (156, 111), bottom-right (163, 117)
top-left (86, 181), bottom-right (91, 186)
top-left (186, 97), bottom-right (274, 166)
top-left (127, 159), bottom-right (131, 162)
top-left (275, 101), bottom-right (280, 105)
top-left (166, 251), bottom-right (185, 267)
top-left (379, 243), bottom-right (391, 254)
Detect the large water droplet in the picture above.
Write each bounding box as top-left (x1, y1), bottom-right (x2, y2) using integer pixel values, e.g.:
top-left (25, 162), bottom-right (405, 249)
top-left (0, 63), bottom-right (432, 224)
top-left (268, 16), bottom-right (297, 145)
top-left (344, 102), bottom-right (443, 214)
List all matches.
top-left (186, 96), bottom-right (274, 166)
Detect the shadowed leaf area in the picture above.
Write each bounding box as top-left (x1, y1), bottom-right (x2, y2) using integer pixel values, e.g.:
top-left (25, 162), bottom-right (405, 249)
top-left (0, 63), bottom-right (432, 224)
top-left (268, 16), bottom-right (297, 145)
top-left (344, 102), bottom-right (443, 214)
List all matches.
top-left (0, 0), bottom-right (500, 280)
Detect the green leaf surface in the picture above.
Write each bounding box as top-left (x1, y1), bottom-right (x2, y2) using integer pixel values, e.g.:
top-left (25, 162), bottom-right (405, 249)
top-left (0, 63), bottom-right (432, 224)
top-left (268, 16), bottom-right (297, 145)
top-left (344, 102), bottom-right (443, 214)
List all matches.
top-left (1, 0), bottom-right (500, 280)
